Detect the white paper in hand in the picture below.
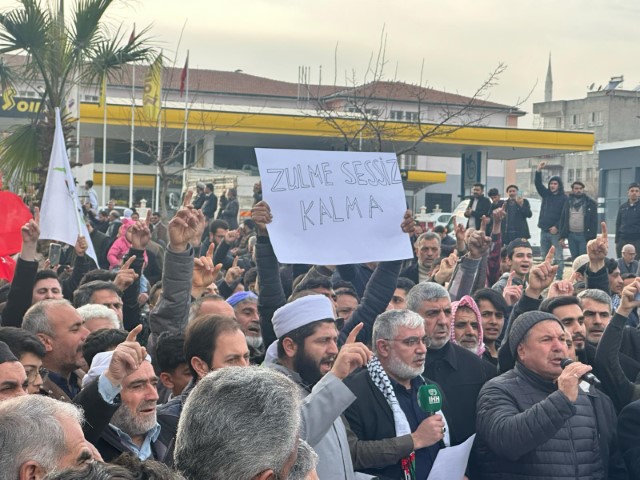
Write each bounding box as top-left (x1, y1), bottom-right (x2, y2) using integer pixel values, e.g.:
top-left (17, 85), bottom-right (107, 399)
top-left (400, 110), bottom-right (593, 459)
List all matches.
top-left (427, 434), bottom-right (475, 480)
top-left (255, 148), bottom-right (413, 265)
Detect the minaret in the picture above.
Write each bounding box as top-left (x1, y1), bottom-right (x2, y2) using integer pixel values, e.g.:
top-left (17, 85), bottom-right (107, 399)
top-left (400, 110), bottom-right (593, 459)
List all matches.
top-left (544, 53), bottom-right (553, 102)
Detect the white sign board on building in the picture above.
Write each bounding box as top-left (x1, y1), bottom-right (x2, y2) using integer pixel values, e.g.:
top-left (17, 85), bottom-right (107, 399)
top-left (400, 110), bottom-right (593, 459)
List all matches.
top-left (255, 148), bottom-right (413, 265)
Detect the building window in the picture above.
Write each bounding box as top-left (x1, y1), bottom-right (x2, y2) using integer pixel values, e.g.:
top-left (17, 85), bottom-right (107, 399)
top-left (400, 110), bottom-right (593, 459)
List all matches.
top-left (400, 154), bottom-right (417, 170)
top-left (568, 168), bottom-right (574, 183)
top-left (390, 110), bottom-right (403, 121)
top-left (365, 108), bottom-right (380, 117)
top-left (571, 114), bottom-right (582, 128)
top-left (586, 168), bottom-right (594, 181)
top-left (575, 168), bottom-right (581, 180)
top-left (405, 111), bottom-right (420, 123)
top-left (555, 117), bottom-right (563, 128)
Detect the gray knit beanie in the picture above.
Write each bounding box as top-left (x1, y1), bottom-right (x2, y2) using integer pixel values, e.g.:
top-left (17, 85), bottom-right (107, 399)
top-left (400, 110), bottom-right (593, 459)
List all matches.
top-left (509, 311), bottom-right (563, 356)
top-left (0, 341), bottom-right (18, 364)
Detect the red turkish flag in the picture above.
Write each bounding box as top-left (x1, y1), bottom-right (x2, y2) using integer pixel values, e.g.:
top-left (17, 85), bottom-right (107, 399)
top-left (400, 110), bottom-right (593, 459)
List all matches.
top-left (0, 191), bottom-right (32, 256)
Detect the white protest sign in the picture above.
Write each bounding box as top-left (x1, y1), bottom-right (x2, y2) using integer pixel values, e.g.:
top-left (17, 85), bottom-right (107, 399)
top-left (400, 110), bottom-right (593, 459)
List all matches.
top-left (255, 148), bottom-right (413, 265)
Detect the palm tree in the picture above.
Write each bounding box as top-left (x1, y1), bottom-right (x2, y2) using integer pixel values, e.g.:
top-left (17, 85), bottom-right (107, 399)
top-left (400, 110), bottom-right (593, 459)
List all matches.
top-left (0, 0), bottom-right (155, 199)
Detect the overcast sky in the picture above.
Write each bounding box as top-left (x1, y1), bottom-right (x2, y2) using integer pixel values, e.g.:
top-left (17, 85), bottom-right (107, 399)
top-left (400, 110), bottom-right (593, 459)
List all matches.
top-left (5, 0), bottom-right (640, 127)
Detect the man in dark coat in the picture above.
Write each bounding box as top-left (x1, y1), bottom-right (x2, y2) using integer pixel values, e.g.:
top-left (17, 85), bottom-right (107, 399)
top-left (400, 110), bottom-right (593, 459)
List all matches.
top-left (344, 309), bottom-right (446, 480)
top-left (501, 185), bottom-right (532, 245)
top-left (201, 183), bottom-right (218, 222)
top-left (476, 311), bottom-right (626, 479)
top-left (220, 187), bottom-right (239, 229)
top-left (616, 183), bottom-right (640, 258)
top-left (535, 162), bottom-right (567, 280)
top-left (407, 282), bottom-right (496, 448)
top-left (558, 181), bottom-right (598, 260)
top-left (464, 183), bottom-right (492, 230)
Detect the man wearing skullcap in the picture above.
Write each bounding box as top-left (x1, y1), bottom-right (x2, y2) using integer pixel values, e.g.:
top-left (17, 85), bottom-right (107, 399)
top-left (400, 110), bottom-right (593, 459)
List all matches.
top-left (265, 294), bottom-right (372, 480)
top-left (475, 311), bottom-right (626, 479)
top-left (0, 340), bottom-right (28, 401)
top-left (226, 291), bottom-right (263, 363)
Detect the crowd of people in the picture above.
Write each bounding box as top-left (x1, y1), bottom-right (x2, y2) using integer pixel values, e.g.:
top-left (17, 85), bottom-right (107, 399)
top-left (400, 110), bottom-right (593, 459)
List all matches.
top-left (1, 166), bottom-right (640, 480)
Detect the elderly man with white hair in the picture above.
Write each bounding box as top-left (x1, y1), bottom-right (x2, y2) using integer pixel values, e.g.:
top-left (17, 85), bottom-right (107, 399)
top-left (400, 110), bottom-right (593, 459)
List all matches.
top-left (76, 304), bottom-right (121, 332)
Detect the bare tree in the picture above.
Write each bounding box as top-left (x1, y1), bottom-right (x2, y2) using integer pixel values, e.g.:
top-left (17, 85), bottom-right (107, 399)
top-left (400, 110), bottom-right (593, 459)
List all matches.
top-left (302, 28), bottom-right (532, 156)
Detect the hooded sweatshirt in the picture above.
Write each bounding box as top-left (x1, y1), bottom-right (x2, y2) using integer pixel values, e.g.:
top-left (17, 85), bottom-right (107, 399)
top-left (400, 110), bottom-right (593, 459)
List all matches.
top-left (534, 171), bottom-right (567, 231)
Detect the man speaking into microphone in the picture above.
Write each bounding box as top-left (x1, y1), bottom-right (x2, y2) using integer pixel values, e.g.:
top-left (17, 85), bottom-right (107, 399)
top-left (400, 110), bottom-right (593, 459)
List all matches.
top-left (343, 310), bottom-right (452, 480)
top-left (475, 310), bottom-right (626, 479)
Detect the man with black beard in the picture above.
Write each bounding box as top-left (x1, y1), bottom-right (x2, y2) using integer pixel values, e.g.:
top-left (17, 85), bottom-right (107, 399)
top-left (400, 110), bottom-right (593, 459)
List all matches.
top-left (265, 294), bottom-right (372, 480)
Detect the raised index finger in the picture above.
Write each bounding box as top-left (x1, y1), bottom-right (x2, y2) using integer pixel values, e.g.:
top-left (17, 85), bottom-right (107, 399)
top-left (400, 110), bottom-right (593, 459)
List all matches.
top-left (145, 209), bottom-right (151, 225)
top-left (506, 270), bottom-right (515, 287)
top-left (544, 246), bottom-right (555, 264)
top-left (34, 206), bottom-right (40, 224)
top-left (600, 222), bottom-right (607, 239)
top-left (183, 190), bottom-right (193, 207)
top-left (345, 322), bottom-right (364, 344)
top-left (126, 324), bottom-right (143, 342)
top-left (122, 255), bottom-right (137, 270)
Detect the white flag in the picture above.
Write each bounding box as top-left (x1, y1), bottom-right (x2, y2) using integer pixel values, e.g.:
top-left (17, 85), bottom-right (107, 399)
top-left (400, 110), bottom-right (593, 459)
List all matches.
top-left (40, 108), bottom-right (98, 265)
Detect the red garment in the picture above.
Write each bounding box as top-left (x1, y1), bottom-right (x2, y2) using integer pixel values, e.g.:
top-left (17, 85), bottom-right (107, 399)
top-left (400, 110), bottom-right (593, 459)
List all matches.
top-left (0, 191), bottom-right (32, 256)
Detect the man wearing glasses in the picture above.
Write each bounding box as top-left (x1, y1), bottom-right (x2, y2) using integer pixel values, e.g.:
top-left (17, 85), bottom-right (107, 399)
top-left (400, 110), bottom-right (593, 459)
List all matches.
top-left (0, 326), bottom-right (47, 394)
top-left (407, 282), bottom-right (496, 449)
top-left (343, 309), bottom-right (449, 480)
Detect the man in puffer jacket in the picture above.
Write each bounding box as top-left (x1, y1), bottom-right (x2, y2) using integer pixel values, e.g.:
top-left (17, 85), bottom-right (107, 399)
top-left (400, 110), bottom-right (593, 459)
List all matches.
top-left (535, 161), bottom-right (568, 280)
top-left (475, 311), bottom-right (627, 479)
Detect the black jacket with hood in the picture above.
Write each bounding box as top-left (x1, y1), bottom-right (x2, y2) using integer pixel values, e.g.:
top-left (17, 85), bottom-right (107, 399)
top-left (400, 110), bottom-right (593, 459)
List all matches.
top-left (534, 171), bottom-right (567, 231)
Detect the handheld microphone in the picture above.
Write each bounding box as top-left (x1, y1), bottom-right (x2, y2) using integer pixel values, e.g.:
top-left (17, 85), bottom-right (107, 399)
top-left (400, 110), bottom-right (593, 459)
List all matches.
top-left (417, 384), bottom-right (443, 416)
top-left (560, 358), bottom-right (601, 388)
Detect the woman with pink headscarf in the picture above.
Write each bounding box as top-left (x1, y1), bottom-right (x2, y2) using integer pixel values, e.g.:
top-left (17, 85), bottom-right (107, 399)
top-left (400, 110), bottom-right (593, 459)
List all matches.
top-left (450, 295), bottom-right (485, 357)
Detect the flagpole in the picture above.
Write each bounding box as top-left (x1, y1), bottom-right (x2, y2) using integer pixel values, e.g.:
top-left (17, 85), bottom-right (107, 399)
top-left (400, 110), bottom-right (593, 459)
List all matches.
top-left (155, 117), bottom-right (161, 211)
top-left (128, 64), bottom-right (136, 207)
top-left (101, 80), bottom-right (107, 206)
top-left (182, 51), bottom-right (190, 192)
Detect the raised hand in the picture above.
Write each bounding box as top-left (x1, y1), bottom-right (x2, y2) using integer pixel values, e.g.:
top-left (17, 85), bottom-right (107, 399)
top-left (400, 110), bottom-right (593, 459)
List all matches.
top-left (491, 206), bottom-right (505, 234)
top-left (104, 325), bottom-right (147, 387)
top-left (21, 207), bottom-right (40, 261)
top-left (467, 216), bottom-right (491, 259)
top-left (224, 255), bottom-right (244, 286)
top-left (618, 278), bottom-right (640, 318)
top-left (502, 271), bottom-right (523, 306)
top-left (453, 216), bottom-right (466, 251)
top-left (537, 161), bottom-right (547, 171)
top-left (331, 323), bottom-right (372, 380)
top-left (114, 255), bottom-right (139, 292)
top-left (401, 209), bottom-right (416, 235)
top-left (586, 222), bottom-right (608, 271)
top-left (224, 228), bottom-right (240, 245)
top-left (192, 244), bottom-right (223, 296)
top-left (526, 246), bottom-right (558, 298)
top-left (251, 201), bottom-right (272, 236)
top-left (74, 235), bottom-right (88, 257)
top-left (168, 193), bottom-right (202, 252)
top-left (547, 279), bottom-right (575, 299)
top-left (129, 219), bottom-right (151, 250)
top-left (434, 252), bottom-right (458, 285)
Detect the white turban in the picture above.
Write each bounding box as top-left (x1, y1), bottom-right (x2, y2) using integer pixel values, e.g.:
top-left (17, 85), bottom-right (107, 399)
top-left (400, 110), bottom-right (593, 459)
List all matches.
top-left (265, 295), bottom-right (335, 364)
top-left (273, 294), bottom-right (335, 339)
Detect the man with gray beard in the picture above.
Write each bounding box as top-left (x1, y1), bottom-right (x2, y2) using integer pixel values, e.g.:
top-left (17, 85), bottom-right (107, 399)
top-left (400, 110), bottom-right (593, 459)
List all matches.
top-left (226, 291), bottom-right (264, 363)
top-left (343, 310), bottom-right (449, 480)
top-left (74, 325), bottom-right (166, 462)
